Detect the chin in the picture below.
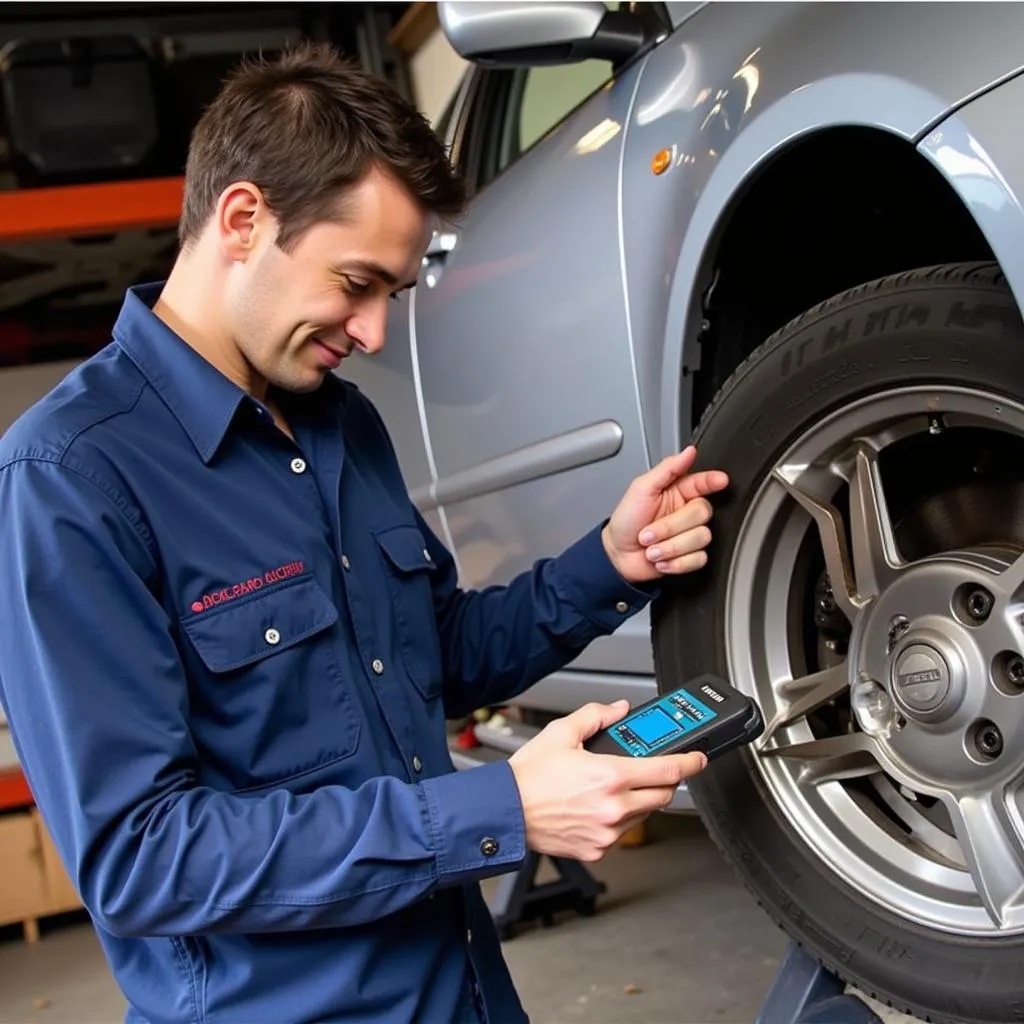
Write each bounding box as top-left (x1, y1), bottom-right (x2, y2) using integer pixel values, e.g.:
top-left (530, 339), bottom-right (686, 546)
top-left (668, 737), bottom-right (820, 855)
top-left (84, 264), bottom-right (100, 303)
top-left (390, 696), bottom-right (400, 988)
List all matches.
top-left (265, 367), bottom-right (328, 395)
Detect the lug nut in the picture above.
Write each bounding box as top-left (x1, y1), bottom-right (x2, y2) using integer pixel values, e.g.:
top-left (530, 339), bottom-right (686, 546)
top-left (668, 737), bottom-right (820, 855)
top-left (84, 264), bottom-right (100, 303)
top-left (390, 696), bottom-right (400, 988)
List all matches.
top-left (1009, 657), bottom-right (1024, 686)
top-left (973, 720), bottom-right (1004, 760)
top-left (966, 587), bottom-right (994, 623)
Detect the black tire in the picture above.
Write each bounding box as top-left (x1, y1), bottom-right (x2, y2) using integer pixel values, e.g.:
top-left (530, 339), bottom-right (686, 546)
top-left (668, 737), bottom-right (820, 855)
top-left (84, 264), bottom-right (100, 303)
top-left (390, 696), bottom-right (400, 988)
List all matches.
top-left (653, 262), bottom-right (1024, 1023)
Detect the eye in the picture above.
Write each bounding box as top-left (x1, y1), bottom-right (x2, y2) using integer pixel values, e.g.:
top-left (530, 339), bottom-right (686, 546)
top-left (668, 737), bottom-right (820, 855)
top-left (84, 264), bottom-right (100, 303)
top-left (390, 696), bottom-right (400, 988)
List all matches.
top-left (343, 277), bottom-right (371, 296)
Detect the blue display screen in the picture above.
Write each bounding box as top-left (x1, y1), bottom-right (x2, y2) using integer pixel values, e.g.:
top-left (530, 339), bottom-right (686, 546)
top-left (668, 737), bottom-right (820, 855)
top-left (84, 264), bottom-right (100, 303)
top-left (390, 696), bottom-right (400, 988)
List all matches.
top-left (629, 707), bottom-right (681, 746)
top-left (610, 688), bottom-right (722, 755)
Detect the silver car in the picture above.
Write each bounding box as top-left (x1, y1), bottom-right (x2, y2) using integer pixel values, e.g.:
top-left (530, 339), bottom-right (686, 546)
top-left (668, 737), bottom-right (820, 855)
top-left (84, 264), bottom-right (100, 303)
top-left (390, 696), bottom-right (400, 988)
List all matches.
top-left (343, 3), bottom-right (1024, 1022)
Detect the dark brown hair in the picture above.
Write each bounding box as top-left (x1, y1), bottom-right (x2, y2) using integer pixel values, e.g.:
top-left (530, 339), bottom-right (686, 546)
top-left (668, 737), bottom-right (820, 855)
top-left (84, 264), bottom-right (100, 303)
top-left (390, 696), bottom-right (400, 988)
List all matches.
top-left (179, 40), bottom-right (467, 250)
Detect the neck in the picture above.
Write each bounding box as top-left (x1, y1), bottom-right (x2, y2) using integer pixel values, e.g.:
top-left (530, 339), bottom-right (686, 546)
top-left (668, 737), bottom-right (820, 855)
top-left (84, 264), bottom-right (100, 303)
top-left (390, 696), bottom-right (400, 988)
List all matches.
top-left (154, 247), bottom-right (268, 402)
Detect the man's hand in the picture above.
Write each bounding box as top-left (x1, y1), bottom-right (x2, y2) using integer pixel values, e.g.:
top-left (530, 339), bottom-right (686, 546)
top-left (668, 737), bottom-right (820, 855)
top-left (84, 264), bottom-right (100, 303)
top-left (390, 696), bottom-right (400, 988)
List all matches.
top-left (508, 701), bottom-right (707, 862)
top-left (603, 445), bottom-right (729, 583)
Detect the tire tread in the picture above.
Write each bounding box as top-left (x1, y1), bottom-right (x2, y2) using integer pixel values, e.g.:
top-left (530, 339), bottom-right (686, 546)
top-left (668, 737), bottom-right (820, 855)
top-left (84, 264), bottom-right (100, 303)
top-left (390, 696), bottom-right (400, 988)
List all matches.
top-left (693, 260), bottom-right (1005, 447)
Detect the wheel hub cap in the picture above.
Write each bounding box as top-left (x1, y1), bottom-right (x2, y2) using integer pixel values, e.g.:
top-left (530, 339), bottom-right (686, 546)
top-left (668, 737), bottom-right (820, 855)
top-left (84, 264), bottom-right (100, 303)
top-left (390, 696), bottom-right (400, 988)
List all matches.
top-left (891, 641), bottom-right (952, 717)
top-left (852, 550), bottom-right (1020, 789)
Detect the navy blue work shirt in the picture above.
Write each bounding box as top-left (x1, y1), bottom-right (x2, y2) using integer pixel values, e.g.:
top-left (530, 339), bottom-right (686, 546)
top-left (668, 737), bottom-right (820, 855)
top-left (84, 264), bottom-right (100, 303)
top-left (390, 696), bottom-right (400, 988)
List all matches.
top-left (0, 284), bottom-right (654, 1024)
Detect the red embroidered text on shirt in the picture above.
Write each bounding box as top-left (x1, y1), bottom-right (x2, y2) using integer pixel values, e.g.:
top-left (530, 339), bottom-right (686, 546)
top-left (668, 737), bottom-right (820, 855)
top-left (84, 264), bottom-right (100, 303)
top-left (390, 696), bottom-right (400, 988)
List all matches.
top-left (190, 561), bottom-right (305, 614)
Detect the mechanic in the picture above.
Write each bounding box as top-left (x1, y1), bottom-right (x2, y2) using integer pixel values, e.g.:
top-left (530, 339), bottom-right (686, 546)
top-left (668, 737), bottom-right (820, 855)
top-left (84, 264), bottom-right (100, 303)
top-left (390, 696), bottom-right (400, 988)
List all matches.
top-left (0, 43), bottom-right (729, 1024)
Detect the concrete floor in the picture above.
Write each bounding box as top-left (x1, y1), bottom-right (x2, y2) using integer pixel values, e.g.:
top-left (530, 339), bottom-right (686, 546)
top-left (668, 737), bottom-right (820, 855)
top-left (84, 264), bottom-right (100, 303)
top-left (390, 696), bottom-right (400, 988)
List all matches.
top-left (0, 814), bottom-right (919, 1024)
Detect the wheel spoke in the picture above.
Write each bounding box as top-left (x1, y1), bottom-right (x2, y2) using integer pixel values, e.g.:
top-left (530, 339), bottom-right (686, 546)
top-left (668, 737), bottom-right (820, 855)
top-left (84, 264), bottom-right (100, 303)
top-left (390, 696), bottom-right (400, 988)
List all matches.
top-left (772, 466), bottom-right (859, 622)
top-left (995, 550), bottom-right (1024, 607)
top-left (759, 731), bottom-right (882, 786)
top-left (941, 786), bottom-right (1024, 929)
top-left (761, 663), bottom-right (850, 744)
top-left (848, 441), bottom-right (902, 601)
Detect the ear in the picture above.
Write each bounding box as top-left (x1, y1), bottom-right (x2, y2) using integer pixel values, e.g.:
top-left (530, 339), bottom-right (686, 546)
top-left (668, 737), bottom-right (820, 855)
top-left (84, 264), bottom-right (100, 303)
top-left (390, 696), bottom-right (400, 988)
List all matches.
top-left (214, 182), bottom-right (271, 262)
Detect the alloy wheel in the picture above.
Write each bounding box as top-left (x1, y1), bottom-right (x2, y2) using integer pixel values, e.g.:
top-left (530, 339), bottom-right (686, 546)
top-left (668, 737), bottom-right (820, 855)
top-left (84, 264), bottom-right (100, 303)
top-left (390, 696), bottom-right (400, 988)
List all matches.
top-left (728, 385), bottom-right (1024, 935)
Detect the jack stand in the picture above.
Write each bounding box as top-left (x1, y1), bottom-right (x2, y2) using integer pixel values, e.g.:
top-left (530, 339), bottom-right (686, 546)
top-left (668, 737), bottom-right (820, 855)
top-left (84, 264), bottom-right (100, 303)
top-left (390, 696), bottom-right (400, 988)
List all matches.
top-left (755, 942), bottom-right (883, 1024)
top-left (488, 851), bottom-right (607, 940)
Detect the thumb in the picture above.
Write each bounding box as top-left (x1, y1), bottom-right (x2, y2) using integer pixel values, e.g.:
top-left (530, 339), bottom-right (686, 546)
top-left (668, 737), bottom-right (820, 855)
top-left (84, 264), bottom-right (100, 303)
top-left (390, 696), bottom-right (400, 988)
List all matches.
top-left (560, 700), bottom-right (630, 745)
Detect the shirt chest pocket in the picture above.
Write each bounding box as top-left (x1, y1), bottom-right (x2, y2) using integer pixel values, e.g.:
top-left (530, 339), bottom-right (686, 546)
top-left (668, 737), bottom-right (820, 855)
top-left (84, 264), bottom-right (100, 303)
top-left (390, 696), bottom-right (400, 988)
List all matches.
top-left (374, 523), bottom-right (444, 702)
top-left (180, 574), bottom-right (360, 792)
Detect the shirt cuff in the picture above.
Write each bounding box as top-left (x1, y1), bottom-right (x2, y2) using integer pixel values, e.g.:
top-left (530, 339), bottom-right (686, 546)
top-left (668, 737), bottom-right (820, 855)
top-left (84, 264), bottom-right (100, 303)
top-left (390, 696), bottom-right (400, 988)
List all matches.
top-left (551, 521), bottom-right (659, 632)
top-left (421, 760), bottom-right (527, 887)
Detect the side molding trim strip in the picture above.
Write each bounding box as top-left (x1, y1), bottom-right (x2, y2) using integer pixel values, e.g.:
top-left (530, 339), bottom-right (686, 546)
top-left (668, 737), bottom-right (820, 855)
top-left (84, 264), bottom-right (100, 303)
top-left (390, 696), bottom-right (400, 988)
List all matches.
top-left (411, 419), bottom-right (624, 511)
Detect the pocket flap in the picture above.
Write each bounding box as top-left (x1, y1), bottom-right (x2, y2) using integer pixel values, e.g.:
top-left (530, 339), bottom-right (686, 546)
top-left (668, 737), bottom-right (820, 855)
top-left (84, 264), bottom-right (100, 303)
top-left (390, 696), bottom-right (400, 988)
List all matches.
top-left (182, 575), bottom-right (338, 673)
top-left (375, 523), bottom-right (435, 574)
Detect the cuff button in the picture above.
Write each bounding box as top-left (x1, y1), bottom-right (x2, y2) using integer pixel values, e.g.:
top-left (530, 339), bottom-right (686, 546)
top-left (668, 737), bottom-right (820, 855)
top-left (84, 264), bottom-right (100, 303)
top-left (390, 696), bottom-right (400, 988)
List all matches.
top-left (480, 837), bottom-right (499, 857)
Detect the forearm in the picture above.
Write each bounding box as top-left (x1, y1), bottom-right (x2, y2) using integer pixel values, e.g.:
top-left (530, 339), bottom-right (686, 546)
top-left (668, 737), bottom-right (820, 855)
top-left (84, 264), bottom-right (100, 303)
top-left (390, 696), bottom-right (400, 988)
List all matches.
top-left (435, 522), bottom-right (658, 716)
top-left (76, 761), bottom-right (524, 938)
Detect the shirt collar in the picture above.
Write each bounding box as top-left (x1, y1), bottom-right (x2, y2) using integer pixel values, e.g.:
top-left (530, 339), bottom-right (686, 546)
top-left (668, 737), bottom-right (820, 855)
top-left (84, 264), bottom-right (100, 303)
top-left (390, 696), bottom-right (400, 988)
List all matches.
top-left (112, 282), bottom-right (251, 464)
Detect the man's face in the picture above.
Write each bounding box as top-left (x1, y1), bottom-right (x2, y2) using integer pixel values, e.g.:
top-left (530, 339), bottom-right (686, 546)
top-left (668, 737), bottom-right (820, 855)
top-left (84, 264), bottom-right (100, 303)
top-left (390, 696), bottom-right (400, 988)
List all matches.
top-left (223, 166), bottom-right (430, 395)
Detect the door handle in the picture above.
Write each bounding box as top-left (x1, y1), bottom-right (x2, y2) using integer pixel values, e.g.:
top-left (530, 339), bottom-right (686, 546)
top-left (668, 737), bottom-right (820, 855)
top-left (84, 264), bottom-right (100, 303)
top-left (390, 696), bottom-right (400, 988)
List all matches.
top-left (422, 232), bottom-right (457, 288)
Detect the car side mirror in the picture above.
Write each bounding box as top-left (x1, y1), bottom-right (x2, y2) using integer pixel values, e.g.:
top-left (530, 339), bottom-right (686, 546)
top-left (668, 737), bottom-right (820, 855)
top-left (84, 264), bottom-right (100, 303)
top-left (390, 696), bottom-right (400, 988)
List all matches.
top-left (437, 1), bottom-right (654, 68)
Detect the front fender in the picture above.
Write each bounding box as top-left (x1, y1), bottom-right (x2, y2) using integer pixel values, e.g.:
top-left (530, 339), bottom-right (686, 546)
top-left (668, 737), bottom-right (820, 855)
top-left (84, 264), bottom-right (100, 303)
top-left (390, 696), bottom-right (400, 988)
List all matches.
top-left (917, 73), bottom-right (1024, 321)
top-left (617, 0), bottom-right (1024, 464)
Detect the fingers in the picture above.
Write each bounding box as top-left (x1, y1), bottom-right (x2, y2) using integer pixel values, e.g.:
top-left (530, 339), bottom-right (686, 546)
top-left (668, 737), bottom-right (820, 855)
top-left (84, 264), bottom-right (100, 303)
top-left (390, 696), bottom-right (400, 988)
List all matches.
top-left (639, 497), bottom-right (713, 547)
top-left (639, 498), bottom-right (715, 573)
top-left (634, 447), bottom-right (729, 502)
top-left (602, 749), bottom-right (708, 790)
top-left (678, 468), bottom-right (730, 502)
top-left (634, 446), bottom-right (698, 497)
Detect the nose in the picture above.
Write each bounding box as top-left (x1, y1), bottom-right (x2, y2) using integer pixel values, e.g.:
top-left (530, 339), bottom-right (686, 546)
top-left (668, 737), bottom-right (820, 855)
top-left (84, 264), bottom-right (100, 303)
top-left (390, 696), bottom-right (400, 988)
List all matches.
top-left (346, 299), bottom-right (388, 355)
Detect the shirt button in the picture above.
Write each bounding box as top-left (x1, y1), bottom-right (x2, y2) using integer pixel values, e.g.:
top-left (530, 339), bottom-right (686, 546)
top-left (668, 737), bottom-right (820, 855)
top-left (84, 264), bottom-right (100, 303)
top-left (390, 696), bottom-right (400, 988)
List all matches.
top-left (371, 658), bottom-right (385, 675)
top-left (264, 627), bottom-right (281, 645)
top-left (616, 600), bottom-right (629, 614)
top-left (423, 548), bottom-right (431, 562)
top-left (466, 928), bottom-right (473, 943)
top-left (480, 837), bottom-right (499, 857)
top-left (290, 457), bottom-right (307, 474)
top-left (341, 554), bottom-right (351, 571)
top-left (412, 755), bottom-right (423, 773)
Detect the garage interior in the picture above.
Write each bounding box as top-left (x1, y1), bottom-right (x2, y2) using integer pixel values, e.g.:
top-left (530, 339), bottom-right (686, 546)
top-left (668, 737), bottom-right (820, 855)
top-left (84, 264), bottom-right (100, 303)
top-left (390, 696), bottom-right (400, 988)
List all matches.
top-left (1, 3), bottom-right (1021, 1024)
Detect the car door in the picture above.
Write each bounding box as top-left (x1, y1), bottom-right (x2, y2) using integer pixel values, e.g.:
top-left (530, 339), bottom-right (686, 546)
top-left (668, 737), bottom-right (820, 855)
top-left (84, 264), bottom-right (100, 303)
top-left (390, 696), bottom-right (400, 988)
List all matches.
top-left (339, 86), bottom-right (472, 552)
top-left (413, 53), bottom-right (656, 678)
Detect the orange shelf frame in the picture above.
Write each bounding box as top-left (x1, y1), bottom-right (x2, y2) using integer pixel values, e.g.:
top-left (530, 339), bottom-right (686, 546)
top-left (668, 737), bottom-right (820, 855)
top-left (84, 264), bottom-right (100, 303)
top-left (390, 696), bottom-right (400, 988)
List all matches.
top-left (0, 176), bottom-right (184, 245)
top-left (0, 766), bottom-right (33, 812)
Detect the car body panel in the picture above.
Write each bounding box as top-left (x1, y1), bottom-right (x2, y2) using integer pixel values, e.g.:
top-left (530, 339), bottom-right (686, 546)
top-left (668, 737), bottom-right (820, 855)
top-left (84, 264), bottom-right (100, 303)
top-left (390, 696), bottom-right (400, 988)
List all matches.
top-left (411, 54), bottom-right (656, 677)
top-left (343, 315), bottom-right (453, 550)
top-left (917, 73), bottom-right (1024, 322)
top-left (626, 1), bottom-right (1024, 468)
top-left (343, 0), bottom-right (1024, 714)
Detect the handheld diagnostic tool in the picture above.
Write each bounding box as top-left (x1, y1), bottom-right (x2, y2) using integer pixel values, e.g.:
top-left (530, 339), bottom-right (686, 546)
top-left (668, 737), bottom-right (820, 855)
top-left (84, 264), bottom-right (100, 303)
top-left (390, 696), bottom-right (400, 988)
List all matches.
top-left (584, 674), bottom-right (764, 760)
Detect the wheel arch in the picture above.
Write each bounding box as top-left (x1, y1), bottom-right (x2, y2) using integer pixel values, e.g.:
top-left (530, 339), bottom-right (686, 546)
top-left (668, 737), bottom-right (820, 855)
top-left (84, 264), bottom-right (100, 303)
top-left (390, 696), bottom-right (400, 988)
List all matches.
top-left (654, 73), bottom-right (1024, 464)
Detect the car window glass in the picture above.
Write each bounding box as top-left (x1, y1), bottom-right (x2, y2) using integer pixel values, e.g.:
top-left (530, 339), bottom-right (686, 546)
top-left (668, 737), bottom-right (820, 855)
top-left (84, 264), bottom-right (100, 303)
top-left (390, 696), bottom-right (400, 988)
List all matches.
top-left (518, 60), bottom-right (615, 154)
top-left (485, 59), bottom-right (614, 182)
